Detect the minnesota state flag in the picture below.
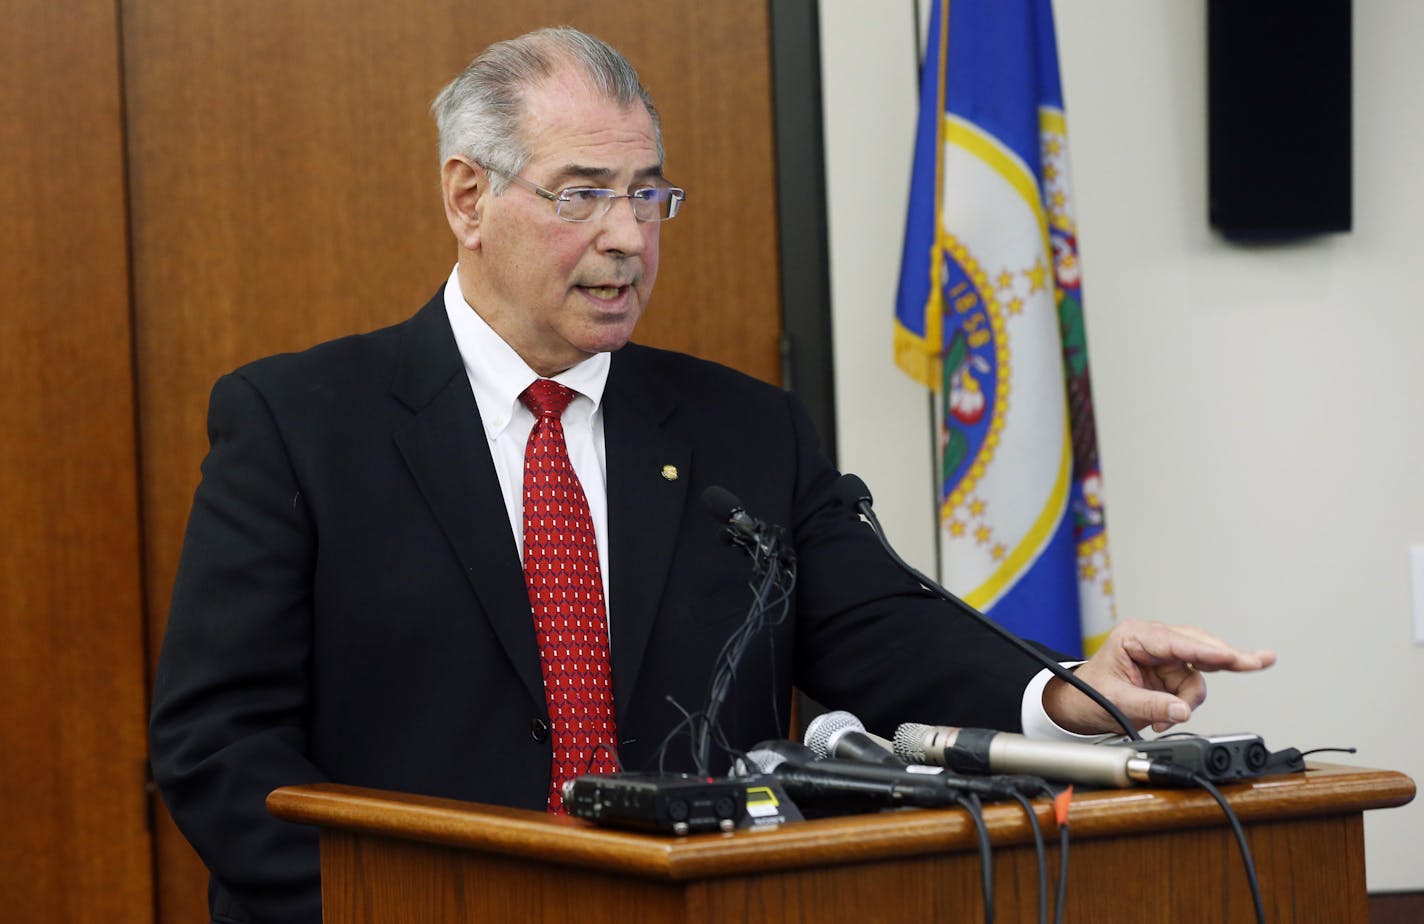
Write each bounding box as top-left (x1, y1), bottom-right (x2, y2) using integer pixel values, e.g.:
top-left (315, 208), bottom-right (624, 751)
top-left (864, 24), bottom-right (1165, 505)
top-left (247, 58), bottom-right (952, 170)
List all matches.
top-left (894, 0), bottom-right (1115, 657)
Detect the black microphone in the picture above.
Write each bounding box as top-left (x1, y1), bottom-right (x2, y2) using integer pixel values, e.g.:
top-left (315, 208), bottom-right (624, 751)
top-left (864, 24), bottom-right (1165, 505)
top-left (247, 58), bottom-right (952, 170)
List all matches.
top-left (731, 740), bottom-right (1007, 810)
top-left (832, 474), bottom-right (1141, 741)
top-left (701, 485), bottom-right (788, 563)
top-left (701, 485), bottom-right (761, 541)
top-left (803, 710), bottom-right (904, 766)
top-left (894, 722), bottom-right (1194, 788)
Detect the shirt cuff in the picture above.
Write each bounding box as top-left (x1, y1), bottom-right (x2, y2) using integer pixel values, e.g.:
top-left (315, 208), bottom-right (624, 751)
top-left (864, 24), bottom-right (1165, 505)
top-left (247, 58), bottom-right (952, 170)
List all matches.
top-left (1020, 664), bottom-right (1111, 742)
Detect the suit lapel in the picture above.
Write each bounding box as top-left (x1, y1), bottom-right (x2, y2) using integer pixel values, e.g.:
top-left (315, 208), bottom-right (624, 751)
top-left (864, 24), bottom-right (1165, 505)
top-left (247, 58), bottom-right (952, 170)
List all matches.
top-left (603, 347), bottom-right (690, 717)
top-left (385, 306), bottom-right (691, 720)
top-left (389, 296), bottom-right (544, 708)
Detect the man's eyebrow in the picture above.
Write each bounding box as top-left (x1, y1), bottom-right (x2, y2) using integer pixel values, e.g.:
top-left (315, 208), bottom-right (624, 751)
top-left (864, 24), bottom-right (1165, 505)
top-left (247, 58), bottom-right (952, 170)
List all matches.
top-left (543, 163), bottom-right (665, 187)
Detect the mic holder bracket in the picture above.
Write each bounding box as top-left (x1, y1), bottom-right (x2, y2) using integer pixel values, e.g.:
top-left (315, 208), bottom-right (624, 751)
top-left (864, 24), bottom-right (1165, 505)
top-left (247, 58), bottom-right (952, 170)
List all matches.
top-left (722, 521), bottom-right (794, 572)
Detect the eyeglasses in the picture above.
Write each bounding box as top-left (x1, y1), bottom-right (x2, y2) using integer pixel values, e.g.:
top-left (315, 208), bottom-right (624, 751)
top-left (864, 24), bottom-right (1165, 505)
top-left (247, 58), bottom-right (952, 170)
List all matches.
top-left (481, 163), bottom-right (686, 223)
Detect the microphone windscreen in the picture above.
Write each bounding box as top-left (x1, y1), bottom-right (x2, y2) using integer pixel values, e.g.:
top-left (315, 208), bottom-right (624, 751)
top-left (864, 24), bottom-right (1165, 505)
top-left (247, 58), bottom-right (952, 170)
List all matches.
top-left (833, 474), bottom-right (873, 509)
top-left (701, 485), bottom-right (743, 521)
top-left (892, 723), bottom-right (933, 763)
top-left (735, 740), bottom-right (815, 776)
top-left (803, 710), bottom-right (864, 759)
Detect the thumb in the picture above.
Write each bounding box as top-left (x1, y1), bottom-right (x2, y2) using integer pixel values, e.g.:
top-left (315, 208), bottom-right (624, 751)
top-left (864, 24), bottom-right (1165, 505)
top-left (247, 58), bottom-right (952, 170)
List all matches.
top-left (1107, 683), bottom-right (1192, 732)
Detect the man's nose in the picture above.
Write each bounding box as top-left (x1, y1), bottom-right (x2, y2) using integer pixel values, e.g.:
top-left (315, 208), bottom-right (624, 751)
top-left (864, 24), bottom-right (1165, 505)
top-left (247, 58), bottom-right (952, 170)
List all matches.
top-left (596, 196), bottom-right (648, 254)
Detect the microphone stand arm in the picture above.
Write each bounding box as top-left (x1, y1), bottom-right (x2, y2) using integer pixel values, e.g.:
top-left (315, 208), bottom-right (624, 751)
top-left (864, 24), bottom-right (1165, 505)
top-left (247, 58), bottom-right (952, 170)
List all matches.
top-left (850, 497), bottom-right (1142, 742)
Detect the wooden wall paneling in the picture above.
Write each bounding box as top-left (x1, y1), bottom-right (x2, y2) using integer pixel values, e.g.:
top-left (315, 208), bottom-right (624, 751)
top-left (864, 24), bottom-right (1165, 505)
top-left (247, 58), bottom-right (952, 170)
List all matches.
top-left (0, 1), bottom-right (154, 921)
top-left (122, 1), bottom-right (782, 919)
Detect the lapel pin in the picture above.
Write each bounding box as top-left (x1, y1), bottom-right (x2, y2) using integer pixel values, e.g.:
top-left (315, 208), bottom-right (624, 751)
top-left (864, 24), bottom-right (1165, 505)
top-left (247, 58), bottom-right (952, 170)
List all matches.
top-left (661, 464), bottom-right (679, 481)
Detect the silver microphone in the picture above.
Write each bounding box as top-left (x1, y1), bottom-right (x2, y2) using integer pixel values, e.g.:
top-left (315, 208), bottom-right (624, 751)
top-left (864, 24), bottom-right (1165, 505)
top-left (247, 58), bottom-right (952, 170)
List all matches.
top-left (804, 711), bottom-right (903, 765)
top-left (893, 722), bottom-right (1188, 788)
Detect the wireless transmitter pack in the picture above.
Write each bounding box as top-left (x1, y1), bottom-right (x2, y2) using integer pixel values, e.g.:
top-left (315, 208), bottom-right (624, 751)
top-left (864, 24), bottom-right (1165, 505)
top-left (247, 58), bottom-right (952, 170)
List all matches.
top-left (1126, 733), bottom-right (1271, 783)
top-left (563, 773), bottom-right (748, 835)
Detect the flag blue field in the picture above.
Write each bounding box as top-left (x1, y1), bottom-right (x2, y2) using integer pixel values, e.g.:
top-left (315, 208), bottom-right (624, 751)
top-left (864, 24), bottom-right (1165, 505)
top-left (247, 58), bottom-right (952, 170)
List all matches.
top-left (894, 0), bottom-right (1115, 656)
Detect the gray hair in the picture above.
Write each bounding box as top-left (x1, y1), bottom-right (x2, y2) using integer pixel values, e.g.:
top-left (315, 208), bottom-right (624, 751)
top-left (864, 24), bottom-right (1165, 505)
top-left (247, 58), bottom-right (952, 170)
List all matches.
top-left (431, 27), bottom-right (663, 194)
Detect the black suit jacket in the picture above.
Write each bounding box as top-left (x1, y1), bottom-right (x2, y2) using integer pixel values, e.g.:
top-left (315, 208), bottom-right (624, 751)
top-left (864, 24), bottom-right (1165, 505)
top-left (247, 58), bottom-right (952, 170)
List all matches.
top-left (150, 292), bottom-right (1047, 923)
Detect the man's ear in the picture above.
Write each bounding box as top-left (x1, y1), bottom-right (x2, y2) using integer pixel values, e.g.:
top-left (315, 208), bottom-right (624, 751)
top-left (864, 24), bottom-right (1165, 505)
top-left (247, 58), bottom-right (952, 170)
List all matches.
top-left (441, 157), bottom-right (486, 251)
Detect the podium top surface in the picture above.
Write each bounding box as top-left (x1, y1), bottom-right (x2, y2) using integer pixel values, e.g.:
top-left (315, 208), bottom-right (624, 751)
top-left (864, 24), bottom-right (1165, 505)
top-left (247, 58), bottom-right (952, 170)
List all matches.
top-left (268, 763), bottom-right (1414, 881)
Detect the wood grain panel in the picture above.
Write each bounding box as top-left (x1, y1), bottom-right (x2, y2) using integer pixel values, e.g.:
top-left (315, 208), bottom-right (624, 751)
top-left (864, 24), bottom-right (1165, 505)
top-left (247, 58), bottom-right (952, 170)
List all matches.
top-left (319, 820), bottom-right (1364, 923)
top-left (123, 2), bottom-right (781, 919)
top-left (0, 1), bottom-right (153, 921)
top-left (322, 833), bottom-right (691, 923)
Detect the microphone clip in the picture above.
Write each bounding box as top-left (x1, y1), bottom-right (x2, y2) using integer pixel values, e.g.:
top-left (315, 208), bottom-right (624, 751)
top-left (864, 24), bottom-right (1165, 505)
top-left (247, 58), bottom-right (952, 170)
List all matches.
top-left (722, 518), bottom-right (791, 567)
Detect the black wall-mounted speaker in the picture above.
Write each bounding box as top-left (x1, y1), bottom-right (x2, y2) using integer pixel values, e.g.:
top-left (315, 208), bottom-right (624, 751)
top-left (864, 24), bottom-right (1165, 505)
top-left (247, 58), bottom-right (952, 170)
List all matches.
top-left (1208, 0), bottom-right (1352, 238)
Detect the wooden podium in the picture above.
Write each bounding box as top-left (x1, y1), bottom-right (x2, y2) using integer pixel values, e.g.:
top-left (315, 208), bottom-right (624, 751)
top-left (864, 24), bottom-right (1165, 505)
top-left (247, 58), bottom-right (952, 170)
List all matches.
top-left (269, 763), bottom-right (1413, 923)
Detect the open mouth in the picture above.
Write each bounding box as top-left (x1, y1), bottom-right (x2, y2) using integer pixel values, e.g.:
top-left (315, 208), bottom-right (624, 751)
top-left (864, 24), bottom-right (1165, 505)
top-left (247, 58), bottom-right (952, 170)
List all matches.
top-left (580, 284), bottom-right (627, 300)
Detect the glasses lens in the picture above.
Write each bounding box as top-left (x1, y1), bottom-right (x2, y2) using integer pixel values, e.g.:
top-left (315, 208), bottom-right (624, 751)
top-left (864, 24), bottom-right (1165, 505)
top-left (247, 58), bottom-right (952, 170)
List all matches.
top-left (555, 186), bottom-right (685, 222)
top-left (631, 187), bottom-right (685, 221)
top-left (630, 188), bottom-right (663, 221)
top-left (558, 188), bottom-right (615, 221)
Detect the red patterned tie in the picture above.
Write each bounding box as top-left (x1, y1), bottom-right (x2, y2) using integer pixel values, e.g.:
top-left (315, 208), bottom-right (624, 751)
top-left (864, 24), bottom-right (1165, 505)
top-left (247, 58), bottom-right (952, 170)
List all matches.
top-left (519, 379), bottom-right (619, 812)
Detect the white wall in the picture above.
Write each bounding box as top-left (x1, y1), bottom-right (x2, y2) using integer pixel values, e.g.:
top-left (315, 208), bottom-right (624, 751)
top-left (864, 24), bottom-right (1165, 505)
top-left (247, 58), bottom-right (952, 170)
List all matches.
top-left (820, 0), bottom-right (1424, 892)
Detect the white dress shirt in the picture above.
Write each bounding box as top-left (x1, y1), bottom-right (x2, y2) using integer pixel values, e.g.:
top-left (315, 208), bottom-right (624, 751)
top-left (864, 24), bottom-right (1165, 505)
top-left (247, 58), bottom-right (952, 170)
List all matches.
top-left (442, 267), bottom-right (613, 615)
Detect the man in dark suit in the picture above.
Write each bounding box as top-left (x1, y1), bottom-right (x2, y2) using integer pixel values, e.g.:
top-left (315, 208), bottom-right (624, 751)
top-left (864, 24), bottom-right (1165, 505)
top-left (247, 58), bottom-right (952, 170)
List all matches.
top-left (150, 26), bottom-right (1274, 924)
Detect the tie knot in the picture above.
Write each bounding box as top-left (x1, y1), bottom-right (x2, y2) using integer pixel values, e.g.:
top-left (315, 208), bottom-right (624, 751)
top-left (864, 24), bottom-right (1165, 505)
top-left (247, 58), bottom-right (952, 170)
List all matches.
top-left (521, 379), bottom-right (575, 419)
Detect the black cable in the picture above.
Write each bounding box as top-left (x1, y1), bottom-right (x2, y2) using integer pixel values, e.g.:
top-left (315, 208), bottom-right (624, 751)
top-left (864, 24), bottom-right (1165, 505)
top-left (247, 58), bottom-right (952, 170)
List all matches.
top-left (694, 567), bottom-right (772, 771)
top-left (654, 696), bottom-right (698, 776)
top-left (745, 551), bottom-right (796, 741)
top-left (1299, 746), bottom-right (1357, 758)
top-left (582, 742), bottom-right (625, 774)
top-left (1008, 790), bottom-right (1047, 924)
top-left (1054, 819), bottom-right (1069, 924)
top-left (653, 693), bottom-right (749, 781)
top-left (705, 565), bottom-right (791, 765)
top-left (839, 482), bottom-right (1142, 741)
top-left (691, 521), bottom-right (796, 776)
top-left (1022, 781), bottom-right (1070, 924)
top-left (1191, 772), bottom-right (1265, 923)
top-left (957, 792), bottom-right (994, 924)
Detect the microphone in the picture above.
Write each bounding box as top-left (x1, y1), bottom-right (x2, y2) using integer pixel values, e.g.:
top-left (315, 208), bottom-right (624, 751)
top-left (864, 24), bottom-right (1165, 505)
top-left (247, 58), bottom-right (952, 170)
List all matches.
top-left (701, 485), bottom-right (788, 563)
top-left (732, 740), bottom-right (1010, 810)
top-left (701, 485), bottom-right (761, 541)
top-left (832, 474), bottom-right (1141, 741)
top-left (804, 710), bottom-right (903, 766)
top-left (894, 722), bottom-right (1194, 788)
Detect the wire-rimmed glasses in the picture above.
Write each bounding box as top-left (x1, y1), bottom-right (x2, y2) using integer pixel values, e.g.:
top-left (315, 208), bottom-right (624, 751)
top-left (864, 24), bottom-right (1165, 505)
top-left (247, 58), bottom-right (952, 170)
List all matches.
top-left (481, 163), bottom-right (686, 222)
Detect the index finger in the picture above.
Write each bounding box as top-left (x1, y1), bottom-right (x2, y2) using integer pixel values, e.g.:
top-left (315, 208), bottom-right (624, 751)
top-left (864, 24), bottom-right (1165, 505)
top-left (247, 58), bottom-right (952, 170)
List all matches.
top-left (1121, 622), bottom-right (1276, 672)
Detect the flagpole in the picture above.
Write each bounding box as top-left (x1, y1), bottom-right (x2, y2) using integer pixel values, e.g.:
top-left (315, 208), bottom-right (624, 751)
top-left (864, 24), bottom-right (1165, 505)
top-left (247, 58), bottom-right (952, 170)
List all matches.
top-left (925, 0), bottom-right (949, 367)
top-left (929, 0), bottom-right (949, 585)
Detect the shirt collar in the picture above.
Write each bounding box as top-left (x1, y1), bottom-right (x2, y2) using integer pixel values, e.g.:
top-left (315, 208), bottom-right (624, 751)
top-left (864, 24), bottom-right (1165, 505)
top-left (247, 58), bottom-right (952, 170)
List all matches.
top-left (442, 266), bottom-right (610, 440)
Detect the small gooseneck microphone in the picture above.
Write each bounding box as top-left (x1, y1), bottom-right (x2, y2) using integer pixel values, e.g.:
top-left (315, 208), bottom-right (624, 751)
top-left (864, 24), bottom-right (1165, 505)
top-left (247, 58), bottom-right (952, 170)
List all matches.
top-left (804, 710), bottom-right (903, 766)
top-left (832, 473), bottom-right (1142, 741)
